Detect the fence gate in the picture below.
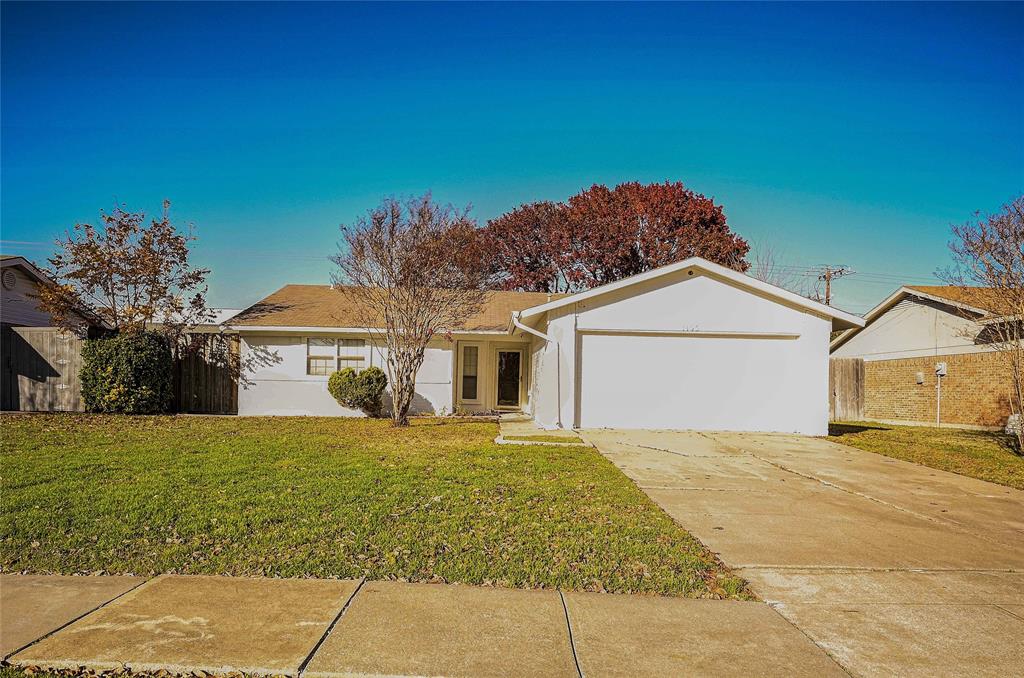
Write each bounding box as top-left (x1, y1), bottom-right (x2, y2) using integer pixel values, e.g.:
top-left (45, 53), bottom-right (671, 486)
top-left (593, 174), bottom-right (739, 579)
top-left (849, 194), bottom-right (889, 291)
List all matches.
top-left (829, 357), bottom-right (865, 421)
top-left (1, 326), bottom-right (85, 412)
top-left (173, 334), bottom-right (239, 414)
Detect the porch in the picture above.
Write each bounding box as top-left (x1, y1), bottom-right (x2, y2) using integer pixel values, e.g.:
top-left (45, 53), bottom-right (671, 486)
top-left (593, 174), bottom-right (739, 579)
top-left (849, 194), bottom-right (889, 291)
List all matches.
top-left (452, 338), bottom-right (532, 415)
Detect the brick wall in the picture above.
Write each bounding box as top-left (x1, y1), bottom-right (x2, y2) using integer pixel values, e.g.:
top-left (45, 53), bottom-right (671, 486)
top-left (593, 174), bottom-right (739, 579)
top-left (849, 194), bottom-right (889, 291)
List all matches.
top-left (864, 351), bottom-right (1013, 427)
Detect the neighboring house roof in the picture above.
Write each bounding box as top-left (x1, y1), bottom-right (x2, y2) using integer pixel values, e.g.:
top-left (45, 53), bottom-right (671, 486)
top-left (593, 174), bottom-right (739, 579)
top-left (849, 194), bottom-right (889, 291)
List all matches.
top-left (1, 254), bottom-right (53, 285)
top-left (830, 285), bottom-right (995, 352)
top-left (902, 285), bottom-right (999, 315)
top-left (514, 257), bottom-right (865, 331)
top-left (153, 308), bottom-right (243, 333)
top-left (208, 308), bottom-right (242, 325)
top-left (230, 285), bottom-right (562, 332)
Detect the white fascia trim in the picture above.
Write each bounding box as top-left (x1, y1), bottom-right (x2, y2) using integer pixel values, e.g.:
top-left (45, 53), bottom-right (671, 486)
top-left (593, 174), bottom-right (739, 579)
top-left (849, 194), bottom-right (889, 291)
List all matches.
top-left (1, 256), bottom-right (53, 285)
top-left (577, 328), bottom-right (801, 339)
top-left (979, 314), bottom-right (1018, 325)
top-left (229, 325), bottom-right (509, 335)
top-left (515, 257), bottom-right (865, 330)
top-left (829, 286), bottom-right (990, 352)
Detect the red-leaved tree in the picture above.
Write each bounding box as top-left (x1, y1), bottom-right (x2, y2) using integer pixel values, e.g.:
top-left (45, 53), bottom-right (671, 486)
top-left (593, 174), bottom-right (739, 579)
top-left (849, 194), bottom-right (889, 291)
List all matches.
top-left (481, 181), bottom-right (749, 292)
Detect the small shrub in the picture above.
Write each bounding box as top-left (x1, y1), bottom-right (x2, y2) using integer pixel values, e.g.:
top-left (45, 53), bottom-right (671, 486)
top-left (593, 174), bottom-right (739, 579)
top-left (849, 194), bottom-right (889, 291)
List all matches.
top-left (327, 368), bottom-right (358, 408)
top-left (80, 331), bottom-right (173, 414)
top-left (328, 366), bottom-right (388, 417)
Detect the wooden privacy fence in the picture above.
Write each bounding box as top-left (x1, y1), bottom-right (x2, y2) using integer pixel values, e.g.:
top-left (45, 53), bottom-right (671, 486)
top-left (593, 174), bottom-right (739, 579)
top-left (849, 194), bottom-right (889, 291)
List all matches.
top-left (1, 327), bottom-right (238, 414)
top-left (829, 357), bottom-right (865, 421)
top-left (1, 326), bottom-right (84, 412)
top-left (173, 334), bottom-right (239, 414)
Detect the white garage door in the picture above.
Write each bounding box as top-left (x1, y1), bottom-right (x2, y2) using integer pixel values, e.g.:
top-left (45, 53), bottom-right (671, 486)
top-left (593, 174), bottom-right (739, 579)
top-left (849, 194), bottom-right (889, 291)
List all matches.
top-left (578, 333), bottom-right (817, 433)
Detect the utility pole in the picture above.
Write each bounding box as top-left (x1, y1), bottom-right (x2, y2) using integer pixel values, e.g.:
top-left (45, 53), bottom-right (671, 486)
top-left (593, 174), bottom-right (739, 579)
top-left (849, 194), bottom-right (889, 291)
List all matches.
top-left (817, 266), bottom-right (853, 305)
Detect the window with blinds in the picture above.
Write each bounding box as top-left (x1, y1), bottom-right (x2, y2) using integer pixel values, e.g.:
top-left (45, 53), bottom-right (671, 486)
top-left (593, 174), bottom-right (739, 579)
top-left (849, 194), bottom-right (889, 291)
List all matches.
top-left (306, 338), bottom-right (367, 375)
top-left (461, 345), bottom-right (479, 401)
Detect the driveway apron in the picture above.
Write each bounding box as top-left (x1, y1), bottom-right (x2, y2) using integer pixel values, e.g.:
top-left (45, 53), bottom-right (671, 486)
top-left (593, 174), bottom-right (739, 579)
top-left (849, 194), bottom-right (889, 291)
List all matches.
top-left (582, 429), bottom-right (1024, 678)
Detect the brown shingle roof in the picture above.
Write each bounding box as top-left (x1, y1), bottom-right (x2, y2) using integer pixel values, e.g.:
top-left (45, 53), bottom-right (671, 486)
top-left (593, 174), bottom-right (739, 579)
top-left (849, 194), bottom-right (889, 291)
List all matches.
top-left (905, 285), bottom-right (1000, 313)
top-left (231, 285), bottom-right (565, 331)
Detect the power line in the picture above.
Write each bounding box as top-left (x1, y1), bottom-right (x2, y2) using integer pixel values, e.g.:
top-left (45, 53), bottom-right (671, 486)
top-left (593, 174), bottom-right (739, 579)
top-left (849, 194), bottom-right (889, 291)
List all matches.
top-left (816, 266), bottom-right (854, 305)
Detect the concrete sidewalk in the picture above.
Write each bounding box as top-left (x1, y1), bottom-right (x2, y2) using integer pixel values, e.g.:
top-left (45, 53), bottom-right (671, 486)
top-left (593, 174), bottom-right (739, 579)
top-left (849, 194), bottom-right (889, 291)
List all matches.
top-left (1, 573), bottom-right (844, 677)
top-left (582, 429), bottom-right (1024, 678)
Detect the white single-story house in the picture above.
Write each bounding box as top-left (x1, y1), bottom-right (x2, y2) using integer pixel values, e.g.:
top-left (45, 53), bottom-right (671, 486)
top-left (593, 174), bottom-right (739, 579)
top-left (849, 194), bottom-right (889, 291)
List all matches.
top-left (229, 257), bottom-right (863, 435)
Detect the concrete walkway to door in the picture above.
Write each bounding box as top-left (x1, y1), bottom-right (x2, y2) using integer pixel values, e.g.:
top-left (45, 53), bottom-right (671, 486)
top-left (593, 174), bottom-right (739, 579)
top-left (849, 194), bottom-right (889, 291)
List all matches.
top-left (582, 429), bottom-right (1024, 678)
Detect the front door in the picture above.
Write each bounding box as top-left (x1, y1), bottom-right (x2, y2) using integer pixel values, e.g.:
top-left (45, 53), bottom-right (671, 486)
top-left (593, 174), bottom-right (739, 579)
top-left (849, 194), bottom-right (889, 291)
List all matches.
top-left (496, 350), bottom-right (522, 409)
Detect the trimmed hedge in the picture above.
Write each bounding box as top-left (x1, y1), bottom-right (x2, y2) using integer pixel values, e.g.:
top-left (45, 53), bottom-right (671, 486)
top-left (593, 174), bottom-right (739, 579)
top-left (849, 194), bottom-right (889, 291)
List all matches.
top-left (328, 366), bottom-right (388, 417)
top-left (80, 331), bottom-right (173, 414)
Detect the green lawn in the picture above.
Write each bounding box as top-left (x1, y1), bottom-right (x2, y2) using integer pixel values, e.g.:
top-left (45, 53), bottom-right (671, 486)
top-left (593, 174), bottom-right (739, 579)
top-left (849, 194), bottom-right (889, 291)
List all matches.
top-left (1, 414), bottom-right (747, 598)
top-left (829, 422), bottom-right (1024, 490)
top-left (0, 669), bottom-right (51, 678)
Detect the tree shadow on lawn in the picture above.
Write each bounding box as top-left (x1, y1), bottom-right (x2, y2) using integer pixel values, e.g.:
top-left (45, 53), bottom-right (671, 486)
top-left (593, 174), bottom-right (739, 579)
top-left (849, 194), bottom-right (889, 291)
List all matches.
top-left (828, 422), bottom-right (892, 436)
top-left (830, 421), bottom-right (1020, 455)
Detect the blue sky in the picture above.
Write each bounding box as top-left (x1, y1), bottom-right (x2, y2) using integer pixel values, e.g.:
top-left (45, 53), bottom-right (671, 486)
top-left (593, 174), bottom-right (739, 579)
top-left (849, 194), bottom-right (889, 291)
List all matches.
top-left (2, 2), bottom-right (1021, 313)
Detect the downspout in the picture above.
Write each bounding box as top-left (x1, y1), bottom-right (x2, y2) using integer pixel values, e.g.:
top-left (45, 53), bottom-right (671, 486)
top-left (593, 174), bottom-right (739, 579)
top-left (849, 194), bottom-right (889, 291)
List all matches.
top-left (511, 311), bottom-right (563, 429)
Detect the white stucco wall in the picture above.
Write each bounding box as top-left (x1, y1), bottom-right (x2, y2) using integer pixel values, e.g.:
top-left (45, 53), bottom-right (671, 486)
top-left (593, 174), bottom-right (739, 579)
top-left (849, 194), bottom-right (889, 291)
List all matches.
top-left (237, 333), bottom-right (454, 416)
top-left (534, 269), bottom-right (833, 435)
top-left (541, 306), bottom-right (577, 429)
top-left (528, 334), bottom-right (563, 429)
top-left (831, 297), bottom-right (990, 361)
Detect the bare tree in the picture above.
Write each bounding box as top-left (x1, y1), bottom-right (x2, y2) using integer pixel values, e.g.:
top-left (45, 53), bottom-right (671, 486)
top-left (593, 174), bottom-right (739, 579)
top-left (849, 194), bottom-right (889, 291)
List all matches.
top-left (331, 194), bottom-right (492, 426)
top-left (943, 196), bottom-right (1024, 452)
top-left (748, 243), bottom-right (824, 301)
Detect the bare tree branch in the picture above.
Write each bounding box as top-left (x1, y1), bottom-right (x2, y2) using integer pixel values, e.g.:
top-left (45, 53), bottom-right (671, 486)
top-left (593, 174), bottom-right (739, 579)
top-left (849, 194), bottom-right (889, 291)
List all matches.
top-left (941, 195), bottom-right (1024, 452)
top-left (331, 194), bottom-right (493, 426)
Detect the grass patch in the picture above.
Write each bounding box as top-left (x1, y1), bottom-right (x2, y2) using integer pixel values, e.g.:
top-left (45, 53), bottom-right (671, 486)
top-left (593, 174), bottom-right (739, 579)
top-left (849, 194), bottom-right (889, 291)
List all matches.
top-left (1, 414), bottom-right (748, 598)
top-left (829, 422), bottom-right (1024, 490)
top-left (503, 434), bottom-right (584, 444)
top-left (0, 668), bottom-right (60, 678)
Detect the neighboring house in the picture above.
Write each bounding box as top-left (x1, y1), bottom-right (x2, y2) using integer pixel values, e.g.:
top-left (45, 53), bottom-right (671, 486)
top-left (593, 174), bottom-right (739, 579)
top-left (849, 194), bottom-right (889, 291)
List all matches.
top-left (1, 255), bottom-right (61, 328)
top-left (156, 308), bottom-right (242, 333)
top-left (230, 257), bottom-right (863, 435)
top-left (830, 285), bottom-right (1010, 428)
top-left (1, 254), bottom-right (96, 412)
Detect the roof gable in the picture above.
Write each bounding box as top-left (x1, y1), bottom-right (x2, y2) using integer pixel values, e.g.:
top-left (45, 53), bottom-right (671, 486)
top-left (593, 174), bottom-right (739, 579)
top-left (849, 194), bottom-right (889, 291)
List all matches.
top-left (829, 285), bottom-right (992, 352)
top-left (1, 255), bottom-right (54, 286)
top-left (515, 257), bottom-right (865, 331)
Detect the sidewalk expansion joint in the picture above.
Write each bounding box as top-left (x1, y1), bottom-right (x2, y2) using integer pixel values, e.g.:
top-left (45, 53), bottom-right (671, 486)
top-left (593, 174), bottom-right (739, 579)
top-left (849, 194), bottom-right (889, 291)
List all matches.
top-left (764, 603), bottom-right (854, 678)
top-left (558, 590), bottom-right (584, 678)
top-left (297, 577), bottom-right (365, 678)
top-left (995, 605), bottom-right (1024, 622)
top-left (4, 575), bottom-right (153, 661)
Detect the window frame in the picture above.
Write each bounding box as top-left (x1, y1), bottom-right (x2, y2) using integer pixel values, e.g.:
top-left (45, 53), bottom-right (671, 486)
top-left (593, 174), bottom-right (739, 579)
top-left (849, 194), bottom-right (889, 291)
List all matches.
top-left (306, 337), bottom-right (368, 376)
top-left (337, 338), bottom-right (367, 370)
top-left (458, 342), bottom-right (482, 404)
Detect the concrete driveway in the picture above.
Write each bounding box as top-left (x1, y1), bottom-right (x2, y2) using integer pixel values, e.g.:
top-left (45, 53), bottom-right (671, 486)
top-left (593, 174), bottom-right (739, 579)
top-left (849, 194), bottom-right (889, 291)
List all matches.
top-left (582, 429), bottom-right (1024, 678)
